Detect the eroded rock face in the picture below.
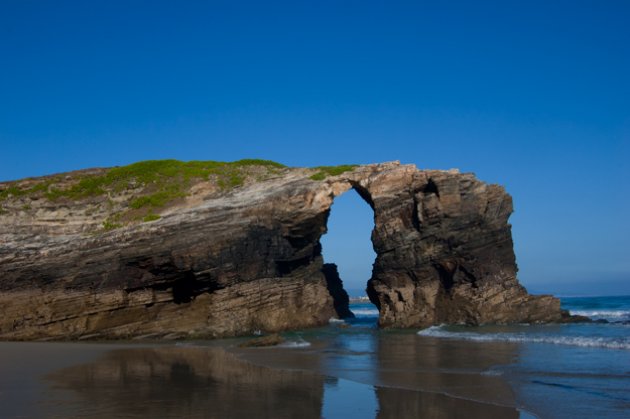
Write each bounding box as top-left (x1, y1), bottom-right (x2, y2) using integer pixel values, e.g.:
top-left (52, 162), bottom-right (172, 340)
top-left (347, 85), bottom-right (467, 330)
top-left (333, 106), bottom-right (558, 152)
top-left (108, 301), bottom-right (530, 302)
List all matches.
top-left (360, 166), bottom-right (562, 327)
top-left (322, 263), bottom-right (354, 319)
top-left (0, 162), bottom-right (563, 340)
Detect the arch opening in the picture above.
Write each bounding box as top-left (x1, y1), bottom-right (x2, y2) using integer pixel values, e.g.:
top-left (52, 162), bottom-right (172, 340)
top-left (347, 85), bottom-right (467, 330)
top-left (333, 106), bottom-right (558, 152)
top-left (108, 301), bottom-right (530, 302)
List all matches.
top-left (320, 186), bottom-right (379, 321)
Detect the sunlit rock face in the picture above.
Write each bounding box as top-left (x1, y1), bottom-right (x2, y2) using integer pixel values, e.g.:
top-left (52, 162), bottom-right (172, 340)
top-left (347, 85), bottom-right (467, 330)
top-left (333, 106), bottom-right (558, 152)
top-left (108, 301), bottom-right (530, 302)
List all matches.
top-left (360, 166), bottom-right (562, 327)
top-left (0, 161), bottom-right (562, 340)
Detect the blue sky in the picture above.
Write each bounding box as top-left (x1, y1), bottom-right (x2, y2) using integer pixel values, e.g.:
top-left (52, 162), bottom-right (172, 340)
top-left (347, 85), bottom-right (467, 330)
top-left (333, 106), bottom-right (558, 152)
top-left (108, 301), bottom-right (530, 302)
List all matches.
top-left (1, 1), bottom-right (628, 295)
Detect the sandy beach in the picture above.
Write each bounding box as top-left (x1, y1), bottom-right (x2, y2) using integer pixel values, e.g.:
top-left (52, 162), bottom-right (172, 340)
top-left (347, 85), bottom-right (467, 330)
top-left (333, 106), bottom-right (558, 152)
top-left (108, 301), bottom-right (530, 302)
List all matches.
top-left (0, 334), bottom-right (521, 418)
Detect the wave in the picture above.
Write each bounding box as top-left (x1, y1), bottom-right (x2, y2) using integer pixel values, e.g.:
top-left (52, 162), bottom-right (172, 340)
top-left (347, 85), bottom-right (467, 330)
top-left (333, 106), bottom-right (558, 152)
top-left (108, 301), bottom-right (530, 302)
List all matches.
top-left (278, 339), bottom-right (311, 348)
top-left (480, 369), bottom-right (504, 376)
top-left (349, 296), bottom-right (371, 303)
top-left (351, 309), bottom-right (379, 317)
top-left (569, 310), bottom-right (630, 321)
top-left (329, 318), bottom-right (346, 324)
top-left (417, 326), bottom-right (630, 350)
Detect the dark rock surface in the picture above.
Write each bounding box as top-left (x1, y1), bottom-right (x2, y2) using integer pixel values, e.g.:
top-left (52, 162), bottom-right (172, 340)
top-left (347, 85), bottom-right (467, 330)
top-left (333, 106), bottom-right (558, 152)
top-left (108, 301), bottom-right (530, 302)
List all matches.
top-left (321, 263), bottom-right (354, 319)
top-left (0, 161), bottom-right (564, 340)
top-left (238, 333), bottom-right (285, 348)
top-left (362, 166), bottom-right (563, 327)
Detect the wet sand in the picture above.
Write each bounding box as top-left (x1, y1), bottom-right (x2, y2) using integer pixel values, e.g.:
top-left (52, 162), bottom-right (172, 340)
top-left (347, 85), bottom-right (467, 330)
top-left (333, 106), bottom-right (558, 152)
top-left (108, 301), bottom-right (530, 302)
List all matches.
top-left (0, 334), bottom-right (523, 418)
top-left (232, 330), bottom-right (523, 418)
top-left (0, 341), bottom-right (157, 418)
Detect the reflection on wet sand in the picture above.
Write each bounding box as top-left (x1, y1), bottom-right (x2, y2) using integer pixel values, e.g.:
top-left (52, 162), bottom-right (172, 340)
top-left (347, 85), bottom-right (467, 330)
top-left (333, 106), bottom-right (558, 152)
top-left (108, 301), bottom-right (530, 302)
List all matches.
top-left (375, 386), bottom-right (517, 419)
top-left (31, 329), bottom-right (522, 418)
top-left (375, 333), bottom-right (520, 417)
top-left (234, 329), bottom-right (521, 418)
top-left (45, 346), bottom-right (324, 419)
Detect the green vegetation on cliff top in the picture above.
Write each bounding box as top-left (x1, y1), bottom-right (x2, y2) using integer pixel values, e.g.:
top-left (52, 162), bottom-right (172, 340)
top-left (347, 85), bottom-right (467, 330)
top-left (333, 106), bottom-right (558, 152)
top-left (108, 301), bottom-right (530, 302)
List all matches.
top-left (0, 159), bottom-right (286, 202)
top-left (142, 213), bottom-right (161, 222)
top-left (0, 159), bottom-right (359, 202)
top-left (60, 158), bottom-right (286, 200)
top-left (0, 159), bottom-right (287, 230)
top-left (0, 159), bottom-right (358, 231)
top-left (309, 165), bottom-right (358, 181)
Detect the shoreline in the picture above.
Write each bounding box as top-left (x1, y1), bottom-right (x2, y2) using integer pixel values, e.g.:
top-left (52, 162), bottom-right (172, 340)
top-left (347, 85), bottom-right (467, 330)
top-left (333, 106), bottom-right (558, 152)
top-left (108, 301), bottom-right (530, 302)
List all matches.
top-left (0, 334), bottom-right (523, 418)
top-left (1, 296), bottom-right (627, 418)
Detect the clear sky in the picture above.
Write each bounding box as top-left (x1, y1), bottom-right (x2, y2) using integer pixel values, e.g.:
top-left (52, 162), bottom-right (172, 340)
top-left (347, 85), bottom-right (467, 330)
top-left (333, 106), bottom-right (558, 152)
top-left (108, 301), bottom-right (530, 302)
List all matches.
top-left (1, 1), bottom-right (628, 295)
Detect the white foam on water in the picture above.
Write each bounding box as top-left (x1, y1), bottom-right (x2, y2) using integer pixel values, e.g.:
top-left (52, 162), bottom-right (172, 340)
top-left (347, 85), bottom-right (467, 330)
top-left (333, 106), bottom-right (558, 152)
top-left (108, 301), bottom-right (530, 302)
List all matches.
top-left (417, 326), bottom-right (630, 350)
top-left (569, 310), bottom-right (630, 321)
top-left (329, 318), bottom-right (346, 324)
top-left (351, 309), bottom-right (379, 316)
top-left (278, 339), bottom-right (311, 348)
top-left (480, 369), bottom-right (504, 376)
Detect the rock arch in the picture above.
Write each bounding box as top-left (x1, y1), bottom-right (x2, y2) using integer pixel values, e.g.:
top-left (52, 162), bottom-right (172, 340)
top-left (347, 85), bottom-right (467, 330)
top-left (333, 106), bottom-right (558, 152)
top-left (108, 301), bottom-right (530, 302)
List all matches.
top-left (0, 162), bottom-right (563, 340)
top-left (323, 164), bottom-right (562, 328)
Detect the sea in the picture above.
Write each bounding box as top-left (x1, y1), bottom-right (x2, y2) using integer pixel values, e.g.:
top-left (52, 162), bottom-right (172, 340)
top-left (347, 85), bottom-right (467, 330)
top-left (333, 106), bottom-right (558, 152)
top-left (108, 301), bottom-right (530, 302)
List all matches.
top-left (0, 295), bottom-right (628, 418)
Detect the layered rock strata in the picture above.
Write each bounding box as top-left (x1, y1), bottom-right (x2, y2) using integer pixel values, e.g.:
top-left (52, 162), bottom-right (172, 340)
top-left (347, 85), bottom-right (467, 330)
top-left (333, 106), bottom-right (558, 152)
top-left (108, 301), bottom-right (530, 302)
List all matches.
top-left (0, 161), bottom-right (563, 340)
top-left (362, 166), bottom-right (563, 327)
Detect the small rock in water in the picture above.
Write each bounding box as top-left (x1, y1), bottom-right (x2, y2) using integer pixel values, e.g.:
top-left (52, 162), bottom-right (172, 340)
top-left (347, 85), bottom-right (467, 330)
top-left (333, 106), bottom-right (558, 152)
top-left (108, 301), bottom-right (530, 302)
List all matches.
top-left (238, 333), bottom-right (285, 348)
top-left (560, 312), bottom-right (593, 323)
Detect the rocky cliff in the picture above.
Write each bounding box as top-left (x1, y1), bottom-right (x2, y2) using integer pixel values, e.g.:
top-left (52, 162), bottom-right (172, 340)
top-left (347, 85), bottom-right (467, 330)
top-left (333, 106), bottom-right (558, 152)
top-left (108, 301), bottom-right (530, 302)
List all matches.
top-left (0, 160), bottom-right (563, 340)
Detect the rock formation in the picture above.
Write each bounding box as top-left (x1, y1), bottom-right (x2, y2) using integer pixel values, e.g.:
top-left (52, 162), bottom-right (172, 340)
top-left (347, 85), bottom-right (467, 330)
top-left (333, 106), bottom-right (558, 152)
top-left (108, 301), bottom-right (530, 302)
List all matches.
top-left (322, 263), bottom-right (354, 319)
top-left (362, 165), bottom-right (563, 327)
top-left (0, 160), bottom-right (564, 340)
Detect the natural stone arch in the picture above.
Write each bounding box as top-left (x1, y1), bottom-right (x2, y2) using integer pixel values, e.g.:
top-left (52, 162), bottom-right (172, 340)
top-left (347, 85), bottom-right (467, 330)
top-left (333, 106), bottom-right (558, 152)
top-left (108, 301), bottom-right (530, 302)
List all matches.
top-left (318, 182), bottom-right (378, 317)
top-left (325, 165), bottom-right (562, 327)
top-left (0, 161), bottom-right (565, 340)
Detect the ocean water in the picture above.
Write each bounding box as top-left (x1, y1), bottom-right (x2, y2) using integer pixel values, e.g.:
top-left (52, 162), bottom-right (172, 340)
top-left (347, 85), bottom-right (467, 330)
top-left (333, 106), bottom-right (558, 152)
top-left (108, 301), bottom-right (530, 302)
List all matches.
top-left (243, 296), bottom-right (629, 418)
top-left (561, 295), bottom-right (630, 322)
top-left (415, 295), bottom-right (630, 418)
top-left (1, 296), bottom-right (628, 418)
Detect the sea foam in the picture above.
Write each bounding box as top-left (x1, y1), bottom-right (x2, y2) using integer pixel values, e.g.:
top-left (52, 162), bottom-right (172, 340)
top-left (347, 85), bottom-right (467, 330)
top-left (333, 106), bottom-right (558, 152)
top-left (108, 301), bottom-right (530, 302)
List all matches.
top-left (569, 310), bottom-right (630, 321)
top-left (417, 326), bottom-right (630, 350)
top-left (278, 339), bottom-right (311, 348)
top-left (351, 308), bottom-right (379, 317)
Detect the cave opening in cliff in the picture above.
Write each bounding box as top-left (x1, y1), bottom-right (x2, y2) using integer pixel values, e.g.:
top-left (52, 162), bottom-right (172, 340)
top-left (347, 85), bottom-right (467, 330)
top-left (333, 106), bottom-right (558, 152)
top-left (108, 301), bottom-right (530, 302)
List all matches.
top-left (321, 187), bottom-right (378, 319)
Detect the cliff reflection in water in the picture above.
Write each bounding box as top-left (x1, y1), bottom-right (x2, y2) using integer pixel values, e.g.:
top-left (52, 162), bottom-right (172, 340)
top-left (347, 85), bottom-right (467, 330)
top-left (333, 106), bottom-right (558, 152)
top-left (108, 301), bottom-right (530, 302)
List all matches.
top-left (374, 333), bottom-right (520, 418)
top-left (44, 331), bottom-right (522, 418)
top-left (234, 328), bottom-right (521, 419)
top-left (45, 346), bottom-right (324, 419)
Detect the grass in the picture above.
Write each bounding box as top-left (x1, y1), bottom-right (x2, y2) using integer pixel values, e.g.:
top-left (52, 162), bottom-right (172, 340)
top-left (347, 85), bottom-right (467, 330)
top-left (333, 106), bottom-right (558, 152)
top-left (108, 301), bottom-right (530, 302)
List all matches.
top-left (0, 159), bottom-right (363, 231)
top-left (0, 158), bottom-right (288, 232)
top-left (129, 186), bottom-right (187, 209)
top-left (0, 185), bottom-right (28, 200)
top-left (0, 159), bottom-right (287, 203)
top-left (45, 158), bottom-right (285, 200)
top-left (142, 213), bottom-right (161, 222)
top-left (102, 220), bottom-right (123, 231)
top-left (309, 165), bottom-right (358, 180)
